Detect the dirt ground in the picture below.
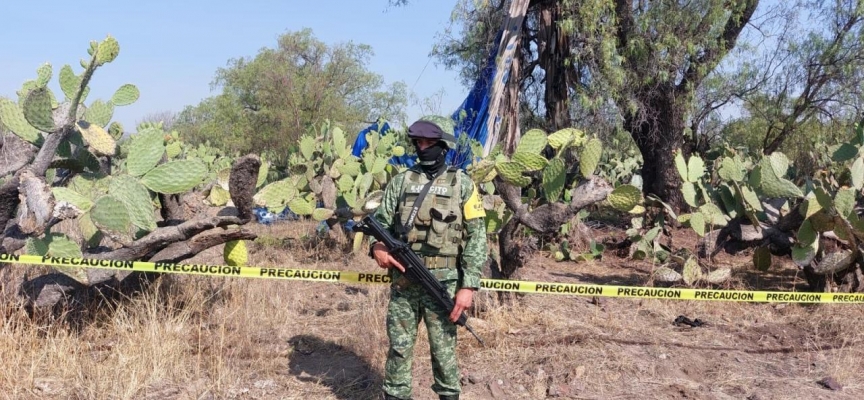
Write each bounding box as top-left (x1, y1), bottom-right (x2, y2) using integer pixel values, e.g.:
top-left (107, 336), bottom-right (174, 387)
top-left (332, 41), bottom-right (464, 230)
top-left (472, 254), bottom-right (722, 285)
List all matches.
top-left (2, 221), bottom-right (863, 400)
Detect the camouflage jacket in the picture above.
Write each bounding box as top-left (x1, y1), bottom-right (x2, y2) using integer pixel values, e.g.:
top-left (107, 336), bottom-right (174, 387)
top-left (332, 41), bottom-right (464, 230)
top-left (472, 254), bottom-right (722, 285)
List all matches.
top-left (370, 165), bottom-right (487, 290)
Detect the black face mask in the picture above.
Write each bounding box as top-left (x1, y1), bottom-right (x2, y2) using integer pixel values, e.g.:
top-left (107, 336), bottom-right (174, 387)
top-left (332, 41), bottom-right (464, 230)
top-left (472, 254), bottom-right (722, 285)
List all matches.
top-left (415, 141), bottom-right (448, 178)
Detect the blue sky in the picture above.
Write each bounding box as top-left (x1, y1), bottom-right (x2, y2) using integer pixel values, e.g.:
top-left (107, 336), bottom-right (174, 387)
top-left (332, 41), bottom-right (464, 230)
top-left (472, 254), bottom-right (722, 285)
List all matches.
top-left (0, 0), bottom-right (468, 132)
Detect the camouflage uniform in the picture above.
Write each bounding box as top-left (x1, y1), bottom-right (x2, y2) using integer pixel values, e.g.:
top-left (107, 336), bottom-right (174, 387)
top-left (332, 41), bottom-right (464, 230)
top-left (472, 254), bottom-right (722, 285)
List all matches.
top-left (371, 163), bottom-right (487, 400)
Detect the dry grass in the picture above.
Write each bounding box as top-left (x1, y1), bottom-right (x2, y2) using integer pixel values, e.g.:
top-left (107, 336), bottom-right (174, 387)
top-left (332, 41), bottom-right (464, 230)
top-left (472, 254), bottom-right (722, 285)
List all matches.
top-left (1, 221), bottom-right (863, 400)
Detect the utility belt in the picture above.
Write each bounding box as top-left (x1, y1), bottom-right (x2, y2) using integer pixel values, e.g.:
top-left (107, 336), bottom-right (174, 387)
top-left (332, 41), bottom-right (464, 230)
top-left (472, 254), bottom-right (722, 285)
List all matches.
top-left (421, 255), bottom-right (458, 269)
top-left (392, 254), bottom-right (459, 290)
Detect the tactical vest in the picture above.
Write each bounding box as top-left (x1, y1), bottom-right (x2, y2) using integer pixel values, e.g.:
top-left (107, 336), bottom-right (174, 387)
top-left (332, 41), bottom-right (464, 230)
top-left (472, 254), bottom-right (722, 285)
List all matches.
top-left (397, 168), bottom-right (464, 259)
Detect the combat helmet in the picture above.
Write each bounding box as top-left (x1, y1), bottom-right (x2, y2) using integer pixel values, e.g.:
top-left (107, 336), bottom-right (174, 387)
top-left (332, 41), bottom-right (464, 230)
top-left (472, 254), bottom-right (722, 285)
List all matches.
top-left (407, 115), bottom-right (457, 149)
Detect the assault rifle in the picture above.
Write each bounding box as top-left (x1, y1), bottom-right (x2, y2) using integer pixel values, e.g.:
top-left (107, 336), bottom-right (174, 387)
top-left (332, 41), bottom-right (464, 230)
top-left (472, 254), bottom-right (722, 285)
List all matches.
top-left (353, 215), bottom-right (486, 346)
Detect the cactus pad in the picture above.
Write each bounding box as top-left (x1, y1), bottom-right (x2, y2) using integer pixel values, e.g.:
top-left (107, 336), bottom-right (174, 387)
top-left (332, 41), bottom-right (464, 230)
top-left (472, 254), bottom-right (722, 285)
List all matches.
top-left (579, 138), bottom-right (602, 177)
top-left (681, 182), bottom-right (698, 207)
top-left (495, 161), bottom-right (531, 187)
top-left (682, 257), bottom-right (703, 285)
top-left (109, 175), bottom-right (157, 232)
top-left (739, 185), bottom-right (763, 212)
top-left (140, 159), bottom-right (207, 194)
top-left (699, 203), bottom-right (728, 227)
top-left (835, 187), bottom-right (856, 218)
top-left (107, 121), bottom-right (124, 140)
top-left (332, 126), bottom-right (346, 152)
top-left (792, 240), bottom-right (818, 267)
top-left (17, 80), bottom-right (39, 105)
top-left (253, 179), bottom-right (297, 208)
top-left (97, 36), bottom-right (120, 65)
top-left (0, 97), bottom-right (42, 144)
top-left (337, 174), bottom-right (354, 193)
top-left (653, 266), bottom-right (683, 283)
top-left (376, 134), bottom-right (395, 155)
top-left (674, 151), bottom-right (688, 181)
top-left (799, 198), bottom-right (822, 220)
top-left (718, 157), bottom-right (745, 182)
top-left (469, 159), bottom-right (497, 184)
top-left (797, 219), bottom-right (818, 246)
top-left (753, 246), bottom-right (772, 272)
top-left (608, 184), bottom-right (641, 212)
top-left (22, 88), bottom-right (55, 132)
top-left (813, 250), bottom-right (854, 274)
top-left (76, 120), bottom-right (117, 156)
top-left (371, 157), bottom-right (388, 174)
top-left (758, 162), bottom-right (801, 199)
top-left (342, 190), bottom-right (358, 208)
top-left (512, 152), bottom-right (548, 171)
top-left (339, 158), bottom-right (362, 177)
top-left (515, 129), bottom-right (548, 154)
top-left (44, 233), bottom-right (88, 284)
top-left (833, 143), bottom-right (860, 162)
top-left (356, 173), bottom-right (374, 198)
top-left (706, 268), bottom-right (731, 284)
top-left (686, 155), bottom-right (705, 183)
top-left (542, 158), bottom-right (566, 203)
top-left (36, 63), bottom-right (52, 87)
top-left (547, 128), bottom-right (578, 150)
top-left (45, 233), bottom-right (84, 260)
top-left (52, 187), bottom-right (94, 211)
top-left (299, 135), bottom-right (315, 160)
top-left (75, 213), bottom-right (101, 248)
top-left (850, 157), bottom-right (864, 190)
top-left (312, 208), bottom-right (335, 221)
top-left (224, 240), bottom-right (248, 266)
top-left (288, 198), bottom-right (314, 216)
top-left (166, 141), bottom-right (182, 158)
top-left (208, 185), bottom-right (231, 206)
top-left (111, 84), bottom-right (140, 106)
top-left (481, 210), bottom-right (501, 234)
top-left (767, 152), bottom-right (790, 178)
top-left (83, 100), bottom-right (114, 127)
top-left (689, 212), bottom-right (706, 236)
top-left (91, 194), bottom-right (131, 235)
top-left (59, 65), bottom-right (80, 100)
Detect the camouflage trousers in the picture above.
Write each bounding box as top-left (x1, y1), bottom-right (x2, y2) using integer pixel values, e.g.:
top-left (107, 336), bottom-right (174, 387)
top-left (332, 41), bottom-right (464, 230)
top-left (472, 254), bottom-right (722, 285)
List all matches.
top-left (382, 279), bottom-right (460, 399)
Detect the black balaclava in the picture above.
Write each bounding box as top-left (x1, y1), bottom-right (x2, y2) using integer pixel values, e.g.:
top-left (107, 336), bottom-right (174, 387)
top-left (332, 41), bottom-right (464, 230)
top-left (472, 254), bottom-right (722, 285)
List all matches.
top-left (415, 140), bottom-right (448, 179)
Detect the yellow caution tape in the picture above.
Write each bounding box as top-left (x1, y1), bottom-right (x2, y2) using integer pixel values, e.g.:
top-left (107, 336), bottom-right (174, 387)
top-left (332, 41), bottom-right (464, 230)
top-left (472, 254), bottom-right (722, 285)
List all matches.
top-left (2, 253), bottom-right (863, 304)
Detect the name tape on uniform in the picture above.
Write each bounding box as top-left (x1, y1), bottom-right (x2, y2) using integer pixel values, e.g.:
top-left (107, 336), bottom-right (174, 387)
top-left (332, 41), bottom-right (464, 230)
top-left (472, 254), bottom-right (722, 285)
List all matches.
top-left (2, 253), bottom-right (863, 304)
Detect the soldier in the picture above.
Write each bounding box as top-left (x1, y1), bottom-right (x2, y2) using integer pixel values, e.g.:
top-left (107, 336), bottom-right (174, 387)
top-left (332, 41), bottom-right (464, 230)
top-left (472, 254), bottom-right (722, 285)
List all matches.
top-left (369, 115), bottom-right (488, 400)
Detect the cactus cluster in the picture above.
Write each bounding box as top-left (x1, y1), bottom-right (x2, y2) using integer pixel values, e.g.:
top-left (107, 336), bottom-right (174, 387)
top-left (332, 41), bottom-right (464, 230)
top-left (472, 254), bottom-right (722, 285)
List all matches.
top-left (248, 120), bottom-right (406, 251)
top-left (25, 121), bottom-right (209, 283)
top-left (0, 36), bottom-right (138, 160)
top-left (784, 123), bottom-right (864, 276)
top-left (553, 239), bottom-right (605, 262)
top-left (666, 119), bottom-right (864, 289)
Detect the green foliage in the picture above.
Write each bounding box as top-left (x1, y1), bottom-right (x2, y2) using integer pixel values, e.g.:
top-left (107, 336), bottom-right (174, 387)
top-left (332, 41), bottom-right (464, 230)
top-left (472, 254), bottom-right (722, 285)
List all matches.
top-left (173, 28), bottom-right (408, 168)
top-left (139, 160), bottom-right (208, 194)
top-left (488, 127), bottom-right (592, 200)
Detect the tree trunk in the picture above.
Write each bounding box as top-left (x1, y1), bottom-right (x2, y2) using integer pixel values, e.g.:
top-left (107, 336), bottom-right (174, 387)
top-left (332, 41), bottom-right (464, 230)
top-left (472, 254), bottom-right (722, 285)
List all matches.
top-left (627, 86), bottom-right (687, 210)
top-left (538, 1), bottom-right (570, 131)
top-left (501, 30), bottom-right (523, 156)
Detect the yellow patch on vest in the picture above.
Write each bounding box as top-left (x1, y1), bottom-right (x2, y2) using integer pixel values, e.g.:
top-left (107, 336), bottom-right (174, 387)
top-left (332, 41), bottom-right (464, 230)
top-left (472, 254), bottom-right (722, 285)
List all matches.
top-left (464, 184), bottom-right (486, 220)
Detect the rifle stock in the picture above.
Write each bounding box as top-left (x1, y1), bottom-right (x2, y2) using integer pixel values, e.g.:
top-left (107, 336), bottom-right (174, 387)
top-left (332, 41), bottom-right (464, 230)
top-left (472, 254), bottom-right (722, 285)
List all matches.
top-left (354, 215), bottom-right (485, 346)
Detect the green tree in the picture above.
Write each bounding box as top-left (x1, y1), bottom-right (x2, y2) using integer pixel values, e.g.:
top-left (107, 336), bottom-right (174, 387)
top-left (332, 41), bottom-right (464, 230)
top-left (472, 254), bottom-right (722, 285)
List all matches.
top-left (175, 29), bottom-right (408, 167)
top-left (750, 0), bottom-right (864, 154)
top-left (410, 1), bottom-right (760, 208)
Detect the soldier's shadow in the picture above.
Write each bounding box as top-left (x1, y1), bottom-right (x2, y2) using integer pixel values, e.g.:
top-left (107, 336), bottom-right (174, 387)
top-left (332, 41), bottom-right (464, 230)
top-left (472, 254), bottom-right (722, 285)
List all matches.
top-left (287, 334), bottom-right (382, 400)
